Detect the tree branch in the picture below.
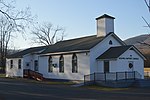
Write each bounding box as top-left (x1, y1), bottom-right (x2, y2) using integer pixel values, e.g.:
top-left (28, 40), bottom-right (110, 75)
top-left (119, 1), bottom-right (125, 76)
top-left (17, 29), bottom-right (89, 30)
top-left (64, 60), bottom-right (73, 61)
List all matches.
top-left (142, 16), bottom-right (150, 28)
top-left (144, 0), bottom-right (150, 12)
top-left (31, 22), bottom-right (65, 46)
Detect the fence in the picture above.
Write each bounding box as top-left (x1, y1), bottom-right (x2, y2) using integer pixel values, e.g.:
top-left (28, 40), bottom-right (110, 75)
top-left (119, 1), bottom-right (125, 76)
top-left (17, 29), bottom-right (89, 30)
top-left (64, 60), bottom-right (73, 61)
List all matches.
top-left (23, 69), bottom-right (43, 81)
top-left (84, 71), bottom-right (142, 84)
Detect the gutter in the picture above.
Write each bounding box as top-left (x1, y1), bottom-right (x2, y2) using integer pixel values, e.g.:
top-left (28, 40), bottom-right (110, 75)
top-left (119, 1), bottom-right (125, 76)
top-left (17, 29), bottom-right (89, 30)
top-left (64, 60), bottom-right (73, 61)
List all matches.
top-left (40, 50), bottom-right (90, 56)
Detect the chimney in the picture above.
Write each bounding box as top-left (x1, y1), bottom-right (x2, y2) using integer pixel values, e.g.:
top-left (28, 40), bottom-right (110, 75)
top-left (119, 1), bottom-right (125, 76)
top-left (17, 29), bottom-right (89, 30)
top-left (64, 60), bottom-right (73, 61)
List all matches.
top-left (96, 14), bottom-right (115, 37)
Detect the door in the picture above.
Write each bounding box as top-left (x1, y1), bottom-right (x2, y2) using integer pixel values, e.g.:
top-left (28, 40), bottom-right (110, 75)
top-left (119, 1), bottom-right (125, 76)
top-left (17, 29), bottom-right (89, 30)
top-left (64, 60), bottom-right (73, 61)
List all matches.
top-left (104, 60), bottom-right (109, 73)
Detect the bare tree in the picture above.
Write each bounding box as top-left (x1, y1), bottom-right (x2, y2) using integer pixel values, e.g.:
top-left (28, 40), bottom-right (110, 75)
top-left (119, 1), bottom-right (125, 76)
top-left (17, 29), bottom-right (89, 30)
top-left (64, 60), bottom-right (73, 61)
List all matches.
top-left (0, 0), bottom-right (34, 70)
top-left (142, 0), bottom-right (150, 29)
top-left (0, 17), bottom-right (12, 69)
top-left (31, 22), bottom-right (65, 46)
top-left (144, 0), bottom-right (150, 12)
top-left (139, 0), bottom-right (150, 47)
top-left (0, 0), bottom-right (33, 32)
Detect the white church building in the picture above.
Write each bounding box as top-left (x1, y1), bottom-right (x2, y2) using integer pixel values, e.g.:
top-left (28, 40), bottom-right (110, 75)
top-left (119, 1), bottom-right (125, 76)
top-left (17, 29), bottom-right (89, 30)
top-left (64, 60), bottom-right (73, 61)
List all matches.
top-left (6, 14), bottom-right (145, 81)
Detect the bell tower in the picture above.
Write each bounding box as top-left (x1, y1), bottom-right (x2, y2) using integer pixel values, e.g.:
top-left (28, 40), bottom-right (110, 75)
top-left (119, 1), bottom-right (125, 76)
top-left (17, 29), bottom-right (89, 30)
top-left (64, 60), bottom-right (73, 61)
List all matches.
top-left (96, 14), bottom-right (115, 37)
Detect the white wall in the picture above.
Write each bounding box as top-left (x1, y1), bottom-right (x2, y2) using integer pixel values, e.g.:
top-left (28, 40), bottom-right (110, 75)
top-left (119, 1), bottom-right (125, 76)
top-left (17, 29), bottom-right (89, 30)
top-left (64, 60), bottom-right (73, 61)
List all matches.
top-left (6, 58), bottom-right (23, 77)
top-left (23, 54), bottom-right (32, 70)
top-left (97, 18), bottom-right (114, 37)
top-left (5, 53), bottom-right (39, 77)
top-left (23, 54), bottom-right (39, 71)
top-left (116, 49), bottom-right (144, 79)
top-left (90, 35), bottom-right (122, 74)
top-left (39, 53), bottom-right (90, 80)
top-left (97, 49), bottom-right (144, 79)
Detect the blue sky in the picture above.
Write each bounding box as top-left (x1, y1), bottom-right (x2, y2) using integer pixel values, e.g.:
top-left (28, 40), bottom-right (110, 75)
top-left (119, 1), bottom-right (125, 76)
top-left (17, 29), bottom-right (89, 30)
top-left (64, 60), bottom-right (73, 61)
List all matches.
top-left (13, 0), bottom-right (150, 49)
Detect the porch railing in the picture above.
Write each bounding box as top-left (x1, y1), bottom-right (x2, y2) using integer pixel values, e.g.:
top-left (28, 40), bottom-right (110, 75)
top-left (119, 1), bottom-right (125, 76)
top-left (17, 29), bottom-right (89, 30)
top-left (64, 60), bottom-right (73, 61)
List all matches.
top-left (84, 71), bottom-right (142, 84)
top-left (23, 69), bottom-right (43, 81)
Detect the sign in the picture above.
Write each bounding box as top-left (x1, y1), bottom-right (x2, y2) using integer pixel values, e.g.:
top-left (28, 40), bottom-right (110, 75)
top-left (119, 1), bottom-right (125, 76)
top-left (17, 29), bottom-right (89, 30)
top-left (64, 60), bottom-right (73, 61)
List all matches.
top-left (119, 57), bottom-right (139, 60)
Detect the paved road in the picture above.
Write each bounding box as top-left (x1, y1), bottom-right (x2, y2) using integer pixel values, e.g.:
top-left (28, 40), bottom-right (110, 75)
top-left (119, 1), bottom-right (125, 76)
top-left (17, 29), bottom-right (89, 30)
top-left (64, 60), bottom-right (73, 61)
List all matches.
top-left (0, 78), bottom-right (150, 100)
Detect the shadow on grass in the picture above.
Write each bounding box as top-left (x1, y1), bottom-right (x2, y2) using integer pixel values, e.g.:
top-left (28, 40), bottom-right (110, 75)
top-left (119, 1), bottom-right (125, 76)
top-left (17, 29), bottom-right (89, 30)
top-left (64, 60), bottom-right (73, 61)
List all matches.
top-left (0, 75), bottom-right (76, 85)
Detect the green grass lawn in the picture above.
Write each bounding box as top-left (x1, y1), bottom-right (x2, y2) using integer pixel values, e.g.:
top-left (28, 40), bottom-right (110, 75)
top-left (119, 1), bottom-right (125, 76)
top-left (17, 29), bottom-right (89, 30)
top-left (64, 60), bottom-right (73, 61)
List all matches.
top-left (0, 74), bottom-right (6, 78)
top-left (0, 73), bottom-right (76, 85)
top-left (1, 76), bottom-right (76, 85)
top-left (24, 78), bottom-right (76, 85)
top-left (83, 85), bottom-right (129, 91)
top-left (42, 81), bottom-right (76, 85)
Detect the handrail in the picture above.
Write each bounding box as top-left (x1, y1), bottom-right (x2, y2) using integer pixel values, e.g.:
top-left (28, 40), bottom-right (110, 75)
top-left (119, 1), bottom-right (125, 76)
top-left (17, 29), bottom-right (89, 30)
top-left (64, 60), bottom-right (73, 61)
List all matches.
top-left (84, 71), bottom-right (142, 84)
top-left (23, 69), bottom-right (43, 81)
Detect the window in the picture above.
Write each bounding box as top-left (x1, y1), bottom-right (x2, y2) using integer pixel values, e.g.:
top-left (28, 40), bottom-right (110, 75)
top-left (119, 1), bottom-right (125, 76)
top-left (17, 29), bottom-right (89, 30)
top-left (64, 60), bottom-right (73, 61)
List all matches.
top-left (72, 54), bottom-right (78, 73)
top-left (129, 62), bottom-right (134, 69)
top-left (34, 60), bottom-right (38, 71)
top-left (48, 56), bottom-right (53, 72)
top-left (26, 62), bottom-right (30, 67)
top-left (129, 63), bottom-right (133, 69)
top-left (109, 40), bottom-right (113, 45)
top-left (10, 60), bottom-right (13, 69)
top-left (18, 59), bottom-right (21, 69)
top-left (129, 48), bottom-right (134, 50)
top-left (128, 61), bottom-right (134, 71)
top-left (59, 55), bottom-right (64, 73)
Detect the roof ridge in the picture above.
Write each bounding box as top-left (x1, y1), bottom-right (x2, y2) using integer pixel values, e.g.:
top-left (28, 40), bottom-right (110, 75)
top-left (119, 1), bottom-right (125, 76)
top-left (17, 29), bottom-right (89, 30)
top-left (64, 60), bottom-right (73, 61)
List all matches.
top-left (57, 35), bottom-right (97, 43)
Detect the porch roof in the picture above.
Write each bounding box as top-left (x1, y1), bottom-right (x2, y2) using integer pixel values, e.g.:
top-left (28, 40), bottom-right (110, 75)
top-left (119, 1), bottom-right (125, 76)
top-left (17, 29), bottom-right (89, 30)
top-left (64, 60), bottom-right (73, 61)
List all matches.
top-left (96, 45), bottom-right (132, 60)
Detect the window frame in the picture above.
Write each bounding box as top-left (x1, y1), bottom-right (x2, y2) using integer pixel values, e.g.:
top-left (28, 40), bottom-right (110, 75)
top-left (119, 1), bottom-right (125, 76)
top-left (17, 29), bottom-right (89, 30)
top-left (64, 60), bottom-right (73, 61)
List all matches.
top-left (72, 53), bottom-right (78, 73)
top-left (59, 55), bottom-right (64, 73)
top-left (18, 59), bottom-right (21, 69)
top-left (34, 60), bottom-right (38, 71)
top-left (10, 60), bottom-right (13, 69)
top-left (48, 56), bottom-right (53, 72)
top-left (109, 40), bottom-right (113, 45)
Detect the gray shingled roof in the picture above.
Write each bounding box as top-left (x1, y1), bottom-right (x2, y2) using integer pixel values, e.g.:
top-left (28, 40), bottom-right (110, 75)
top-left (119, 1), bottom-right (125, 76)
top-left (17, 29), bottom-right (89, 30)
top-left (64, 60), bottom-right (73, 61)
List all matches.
top-left (96, 45), bottom-right (132, 60)
top-left (41, 35), bottom-right (104, 54)
top-left (7, 32), bottom-right (126, 58)
top-left (7, 35), bottom-right (104, 58)
top-left (41, 32), bottom-right (126, 55)
top-left (7, 46), bottom-right (47, 58)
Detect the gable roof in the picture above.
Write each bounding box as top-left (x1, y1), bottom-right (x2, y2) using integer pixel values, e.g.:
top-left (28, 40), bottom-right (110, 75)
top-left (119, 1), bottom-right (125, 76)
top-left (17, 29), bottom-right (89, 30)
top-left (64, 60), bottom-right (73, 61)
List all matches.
top-left (7, 46), bottom-right (47, 58)
top-left (96, 45), bottom-right (146, 60)
top-left (41, 32), bottom-right (126, 55)
top-left (107, 32), bottom-right (126, 46)
top-left (96, 45), bottom-right (131, 60)
top-left (7, 32), bottom-right (126, 58)
top-left (41, 35), bottom-right (104, 55)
